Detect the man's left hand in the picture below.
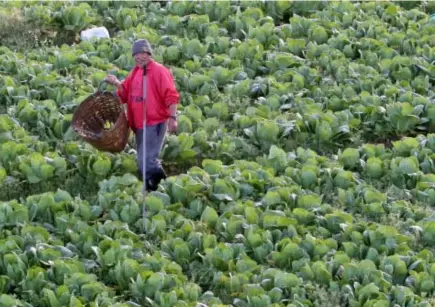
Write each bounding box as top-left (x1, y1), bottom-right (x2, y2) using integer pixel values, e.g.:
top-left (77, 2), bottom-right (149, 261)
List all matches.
top-left (168, 118), bottom-right (178, 134)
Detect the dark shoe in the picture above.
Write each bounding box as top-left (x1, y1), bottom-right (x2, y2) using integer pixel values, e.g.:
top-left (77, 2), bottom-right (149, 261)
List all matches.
top-left (146, 179), bottom-right (156, 191)
top-left (147, 168), bottom-right (167, 191)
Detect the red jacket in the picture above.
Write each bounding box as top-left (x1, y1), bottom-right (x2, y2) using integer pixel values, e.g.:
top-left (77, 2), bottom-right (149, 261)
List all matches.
top-left (116, 59), bottom-right (180, 130)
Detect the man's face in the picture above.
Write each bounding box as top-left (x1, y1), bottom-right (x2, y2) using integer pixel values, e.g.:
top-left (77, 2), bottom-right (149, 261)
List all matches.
top-left (134, 52), bottom-right (150, 68)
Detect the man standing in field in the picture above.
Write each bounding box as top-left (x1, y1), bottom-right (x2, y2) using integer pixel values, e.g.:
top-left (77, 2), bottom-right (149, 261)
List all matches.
top-left (106, 39), bottom-right (180, 191)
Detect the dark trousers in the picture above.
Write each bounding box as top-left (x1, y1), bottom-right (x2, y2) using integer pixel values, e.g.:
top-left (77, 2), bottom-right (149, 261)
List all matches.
top-left (135, 121), bottom-right (167, 182)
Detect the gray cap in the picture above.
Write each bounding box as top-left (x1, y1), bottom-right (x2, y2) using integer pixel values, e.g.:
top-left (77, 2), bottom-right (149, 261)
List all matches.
top-left (132, 39), bottom-right (152, 56)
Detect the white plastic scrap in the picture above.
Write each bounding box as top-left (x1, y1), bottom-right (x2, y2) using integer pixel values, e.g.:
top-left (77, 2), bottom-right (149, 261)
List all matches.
top-left (80, 26), bottom-right (110, 41)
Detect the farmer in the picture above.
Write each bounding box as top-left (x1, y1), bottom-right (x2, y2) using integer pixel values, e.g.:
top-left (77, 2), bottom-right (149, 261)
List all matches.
top-left (105, 38), bottom-right (180, 191)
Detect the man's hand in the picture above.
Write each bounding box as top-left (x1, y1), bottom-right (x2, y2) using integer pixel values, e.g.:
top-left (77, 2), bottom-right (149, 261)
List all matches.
top-left (168, 117), bottom-right (178, 134)
top-left (106, 74), bottom-right (121, 87)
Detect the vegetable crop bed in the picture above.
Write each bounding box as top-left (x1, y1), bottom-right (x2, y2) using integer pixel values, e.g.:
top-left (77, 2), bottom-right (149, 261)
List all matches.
top-left (2, 1), bottom-right (435, 306)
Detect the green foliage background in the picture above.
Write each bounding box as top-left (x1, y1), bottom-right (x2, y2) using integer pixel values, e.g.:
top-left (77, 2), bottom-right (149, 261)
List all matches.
top-left (2, 0), bottom-right (435, 306)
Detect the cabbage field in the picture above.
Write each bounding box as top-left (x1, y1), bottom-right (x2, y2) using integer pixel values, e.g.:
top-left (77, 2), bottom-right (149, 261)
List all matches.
top-left (3, 0), bottom-right (435, 306)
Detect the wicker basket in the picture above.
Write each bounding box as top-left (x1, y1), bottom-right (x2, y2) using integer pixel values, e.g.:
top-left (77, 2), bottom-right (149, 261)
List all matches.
top-left (71, 81), bottom-right (130, 153)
